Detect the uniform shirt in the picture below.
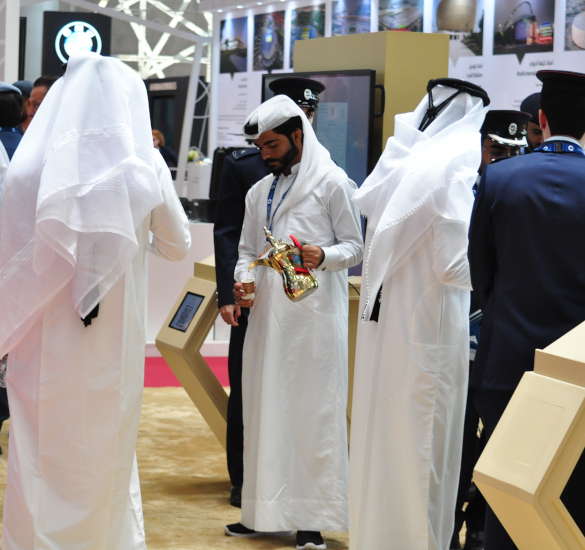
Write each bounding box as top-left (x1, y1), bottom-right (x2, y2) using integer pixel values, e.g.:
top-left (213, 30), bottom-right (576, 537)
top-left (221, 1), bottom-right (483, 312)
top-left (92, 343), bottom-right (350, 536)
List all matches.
top-left (0, 127), bottom-right (22, 159)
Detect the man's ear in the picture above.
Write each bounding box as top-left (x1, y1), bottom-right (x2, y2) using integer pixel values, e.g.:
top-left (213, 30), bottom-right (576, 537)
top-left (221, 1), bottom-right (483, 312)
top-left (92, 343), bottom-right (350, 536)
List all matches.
top-left (292, 128), bottom-right (303, 149)
top-left (538, 109), bottom-right (548, 133)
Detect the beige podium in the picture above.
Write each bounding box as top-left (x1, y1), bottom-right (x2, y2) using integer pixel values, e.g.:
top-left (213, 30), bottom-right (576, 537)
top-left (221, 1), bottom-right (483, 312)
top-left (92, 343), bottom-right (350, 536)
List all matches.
top-left (294, 31), bottom-right (449, 143)
top-left (155, 256), bottom-right (228, 448)
top-left (156, 258), bottom-right (362, 447)
top-left (473, 322), bottom-right (585, 549)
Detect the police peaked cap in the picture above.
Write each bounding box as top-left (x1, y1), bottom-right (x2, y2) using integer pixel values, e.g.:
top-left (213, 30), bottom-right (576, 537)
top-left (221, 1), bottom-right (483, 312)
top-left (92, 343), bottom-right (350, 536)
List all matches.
top-left (269, 76), bottom-right (325, 109)
top-left (537, 69), bottom-right (585, 117)
top-left (0, 82), bottom-right (22, 95)
top-left (480, 110), bottom-right (531, 146)
top-left (520, 93), bottom-right (540, 124)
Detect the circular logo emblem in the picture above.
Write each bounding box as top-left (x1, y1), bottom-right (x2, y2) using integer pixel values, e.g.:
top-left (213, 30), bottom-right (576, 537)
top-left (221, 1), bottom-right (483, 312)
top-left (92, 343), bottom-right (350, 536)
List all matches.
top-left (55, 21), bottom-right (103, 64)
top-left (508, 122), bottom-right (518, 136)
top-left (304, 88), bottom-right (313, 101)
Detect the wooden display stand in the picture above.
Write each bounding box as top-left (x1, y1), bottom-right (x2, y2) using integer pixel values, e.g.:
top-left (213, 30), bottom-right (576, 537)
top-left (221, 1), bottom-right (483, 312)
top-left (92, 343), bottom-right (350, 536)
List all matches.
top-left (294, 31), bottom-right (449, 144)
top-left (156, 259), bottom-right (361, 447)
top-left (347, 276), bottom-right (361, 427)
top-left (473, 321), bottom-right (585, 549)
top-left (155, 255), bottom-right (229, 448)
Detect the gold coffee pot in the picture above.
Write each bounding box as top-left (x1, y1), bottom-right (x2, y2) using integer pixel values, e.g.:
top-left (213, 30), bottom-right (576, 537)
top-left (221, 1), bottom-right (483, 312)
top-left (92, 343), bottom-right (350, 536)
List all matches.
top-left (249, 227), bottom-right (319, 302)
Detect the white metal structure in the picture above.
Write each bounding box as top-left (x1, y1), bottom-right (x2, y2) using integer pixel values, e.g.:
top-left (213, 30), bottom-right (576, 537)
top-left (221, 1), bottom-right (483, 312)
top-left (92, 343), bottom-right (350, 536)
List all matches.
top-left (0, 0), bottom-right (21, 82)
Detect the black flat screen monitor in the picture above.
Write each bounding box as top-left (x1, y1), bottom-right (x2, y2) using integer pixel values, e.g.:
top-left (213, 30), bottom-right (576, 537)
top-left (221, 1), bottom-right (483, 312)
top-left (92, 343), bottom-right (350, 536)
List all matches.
top-left (262, 70), bottom-right (375, 187)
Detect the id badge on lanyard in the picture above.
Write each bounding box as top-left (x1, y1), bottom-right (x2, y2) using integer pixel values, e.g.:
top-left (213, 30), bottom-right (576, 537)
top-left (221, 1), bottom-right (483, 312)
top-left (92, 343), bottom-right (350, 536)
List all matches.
top-left (535, 140), bottom-right (585, 155)
top-left (266, 175), bottom-right (294, 232)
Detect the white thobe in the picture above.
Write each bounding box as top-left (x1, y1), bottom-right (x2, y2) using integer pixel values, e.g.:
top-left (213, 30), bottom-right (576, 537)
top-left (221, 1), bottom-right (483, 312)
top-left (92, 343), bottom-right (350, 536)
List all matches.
top-left (349, 89), bottom-right (486, 550)
top-left (0, 142), bottom-right (8, 199)
top-left (235, 163), bottom-right (362, 532)
top-left (3, 152), bottom-right (191, 550)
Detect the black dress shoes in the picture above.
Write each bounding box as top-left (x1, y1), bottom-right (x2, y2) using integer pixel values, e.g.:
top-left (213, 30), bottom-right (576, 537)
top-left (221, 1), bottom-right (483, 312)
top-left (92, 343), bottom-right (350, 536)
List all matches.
top-left (296, 531), bottom-right (326, 550)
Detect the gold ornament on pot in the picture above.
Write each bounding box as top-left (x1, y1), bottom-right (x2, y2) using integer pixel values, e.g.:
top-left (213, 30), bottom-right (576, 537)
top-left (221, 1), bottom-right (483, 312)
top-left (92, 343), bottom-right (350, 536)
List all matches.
top-left (249, 227), bottom-right (318, 302)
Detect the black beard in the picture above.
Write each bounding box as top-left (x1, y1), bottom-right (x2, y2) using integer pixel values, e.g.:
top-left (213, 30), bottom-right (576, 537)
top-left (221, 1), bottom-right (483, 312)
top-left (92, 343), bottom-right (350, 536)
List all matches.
top-left (265, 140), bottom-right (298, 176)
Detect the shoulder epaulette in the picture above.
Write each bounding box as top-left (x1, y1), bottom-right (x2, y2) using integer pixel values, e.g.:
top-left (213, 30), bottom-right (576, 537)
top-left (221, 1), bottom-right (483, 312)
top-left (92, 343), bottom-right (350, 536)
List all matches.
top-left (232, 147), bottom-right (259, 161)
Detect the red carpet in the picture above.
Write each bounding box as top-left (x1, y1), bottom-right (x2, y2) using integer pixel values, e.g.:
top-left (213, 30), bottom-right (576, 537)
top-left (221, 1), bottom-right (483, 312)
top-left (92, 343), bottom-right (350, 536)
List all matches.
top-left (144, 356), bottom-right (229, 388)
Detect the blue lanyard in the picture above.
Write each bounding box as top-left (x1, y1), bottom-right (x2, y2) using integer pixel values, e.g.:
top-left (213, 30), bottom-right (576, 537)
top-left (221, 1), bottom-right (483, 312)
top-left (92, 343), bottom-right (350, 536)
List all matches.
top-left (535, 140), bottom-right (585, 155)
top-left (0, 127), bottom-right (20, 134)
top-left (266, 175), bottom-right (294, 231)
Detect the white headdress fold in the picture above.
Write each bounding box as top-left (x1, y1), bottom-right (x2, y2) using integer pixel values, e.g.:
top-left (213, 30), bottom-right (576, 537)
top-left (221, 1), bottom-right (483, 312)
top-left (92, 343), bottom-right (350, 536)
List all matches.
top-left (354, 83), bottom-right (488, 321)
top-left (243, 95), bottom-right (348, 223)
top-left (0, 53), bottom-right (163, 354)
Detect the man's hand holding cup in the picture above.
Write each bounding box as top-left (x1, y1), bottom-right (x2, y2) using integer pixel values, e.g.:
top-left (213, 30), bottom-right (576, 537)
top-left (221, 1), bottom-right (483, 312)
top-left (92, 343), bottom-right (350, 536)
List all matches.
top-left (234, 274), bottom-right (255, 308)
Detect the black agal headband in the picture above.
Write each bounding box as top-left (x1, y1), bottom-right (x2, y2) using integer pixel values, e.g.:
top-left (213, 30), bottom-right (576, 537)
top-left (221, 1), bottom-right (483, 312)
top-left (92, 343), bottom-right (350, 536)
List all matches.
top-left (418, 78), bottom-right (490, 132)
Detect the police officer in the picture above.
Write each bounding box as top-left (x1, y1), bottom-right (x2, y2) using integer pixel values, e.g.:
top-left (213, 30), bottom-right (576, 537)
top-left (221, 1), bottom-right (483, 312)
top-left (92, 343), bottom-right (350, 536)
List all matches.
top-left (213, 76), bottom-right (325, 507)
top-left (452, 109), bottom-right (530, 550)
top-left (479, 110), bottom-right (531, 169)
top-left (519, 92), bottom-right (544, 151)
top-left (469, 70), bottom-right (585, 550)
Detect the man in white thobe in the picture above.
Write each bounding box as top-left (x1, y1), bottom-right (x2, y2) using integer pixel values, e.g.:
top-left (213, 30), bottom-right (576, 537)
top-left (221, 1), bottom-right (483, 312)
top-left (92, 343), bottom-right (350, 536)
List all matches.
top-left (225, 95), bottom-right (362, 550)
top-left (349, 79), bottom-right (489, 550)
top-left (0, 53), bottom-right (191, 550)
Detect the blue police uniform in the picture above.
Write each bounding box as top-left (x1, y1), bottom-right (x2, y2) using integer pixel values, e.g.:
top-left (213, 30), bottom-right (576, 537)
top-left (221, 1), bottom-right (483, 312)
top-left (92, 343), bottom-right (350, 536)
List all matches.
top-left (468, 138), bottom-right (585, 549)
top-left (213, 147), bottom-right (268, 499)
top-left (0, 126), bottom-right (22, 159)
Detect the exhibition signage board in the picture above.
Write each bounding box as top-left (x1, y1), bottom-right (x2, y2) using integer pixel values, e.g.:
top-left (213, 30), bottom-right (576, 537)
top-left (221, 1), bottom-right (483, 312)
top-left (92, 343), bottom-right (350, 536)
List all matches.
top-left (213, 0), bottom-right (585, 158)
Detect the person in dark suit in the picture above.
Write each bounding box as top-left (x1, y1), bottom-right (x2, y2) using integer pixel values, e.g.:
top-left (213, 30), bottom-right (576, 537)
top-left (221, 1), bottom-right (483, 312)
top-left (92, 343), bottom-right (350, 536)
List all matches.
top-left (468, 69), bottom-right (585, 550)
top-left (452, 109), bottom-right (530, 550)
top-left (214, 146), bottom-right (268, 508)
top-left (213, 77), bottom-right (325, 508)
top-left (519, 92), bottom-right (543, 151)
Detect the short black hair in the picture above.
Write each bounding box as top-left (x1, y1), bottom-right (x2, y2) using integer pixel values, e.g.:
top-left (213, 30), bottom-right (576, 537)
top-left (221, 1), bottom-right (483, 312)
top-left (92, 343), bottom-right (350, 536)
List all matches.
top-left (272, 116), bottom-right (303, 137)
top-left (0, 92), bottom-right (24, 126)
top-left (542, 98), bottom-right (585, 139)
top-left (33, 75), bottom-right (58, 89)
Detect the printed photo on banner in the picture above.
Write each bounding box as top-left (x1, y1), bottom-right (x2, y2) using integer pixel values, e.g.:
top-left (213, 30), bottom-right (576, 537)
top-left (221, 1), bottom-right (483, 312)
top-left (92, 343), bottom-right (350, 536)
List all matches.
top-left (433, 0), bottom-right (484, 59)
top-left (566, 0), bottom-right (585, 50)
top-left (378, 0), bottom-right (423, 32)
top-left (493, 0), bottom-right (554, 59)
top-left (290, 4), bottom-right (326, 66)
top-left (220, 16), bottom-right (248, 74)
top-left (332, 0), bottom-right (371, 36)
top-left (254, 11), bottom-right (285, 71)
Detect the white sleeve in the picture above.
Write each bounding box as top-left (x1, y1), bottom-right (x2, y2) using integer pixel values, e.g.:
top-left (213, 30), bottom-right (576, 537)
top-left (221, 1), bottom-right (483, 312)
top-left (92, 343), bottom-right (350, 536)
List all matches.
top-left (319, 178), bottom-right (364, 271)
top-left (432, 218), bottom-right (471, 289)
top-left (234, 187), bottom-right (260, 282)
top-left (0, 142), bottom-right (9, 202)
top-left (149, 152), bottom-right (191, 261)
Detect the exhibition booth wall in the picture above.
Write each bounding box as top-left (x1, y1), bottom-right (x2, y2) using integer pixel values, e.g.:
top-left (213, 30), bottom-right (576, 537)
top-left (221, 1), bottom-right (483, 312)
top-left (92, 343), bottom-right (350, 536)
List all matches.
top-left (210, 0), bottom-right (585, 163)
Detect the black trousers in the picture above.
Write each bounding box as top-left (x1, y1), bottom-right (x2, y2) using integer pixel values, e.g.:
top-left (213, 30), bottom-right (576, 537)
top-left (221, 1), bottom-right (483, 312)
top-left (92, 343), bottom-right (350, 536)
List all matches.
top-left (473, 389), bottom-right (517, 550)
top-left (453, 383), bottom-right (486, 542)
top-left (226, 308), bottom-right (248, 489)
top-left (0, 387), bottom-right (9, 431)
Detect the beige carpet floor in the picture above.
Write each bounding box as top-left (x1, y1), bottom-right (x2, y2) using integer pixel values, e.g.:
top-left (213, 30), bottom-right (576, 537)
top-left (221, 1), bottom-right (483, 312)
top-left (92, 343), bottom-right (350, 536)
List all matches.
top-left (0, 388), bottom-right (348, 550)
